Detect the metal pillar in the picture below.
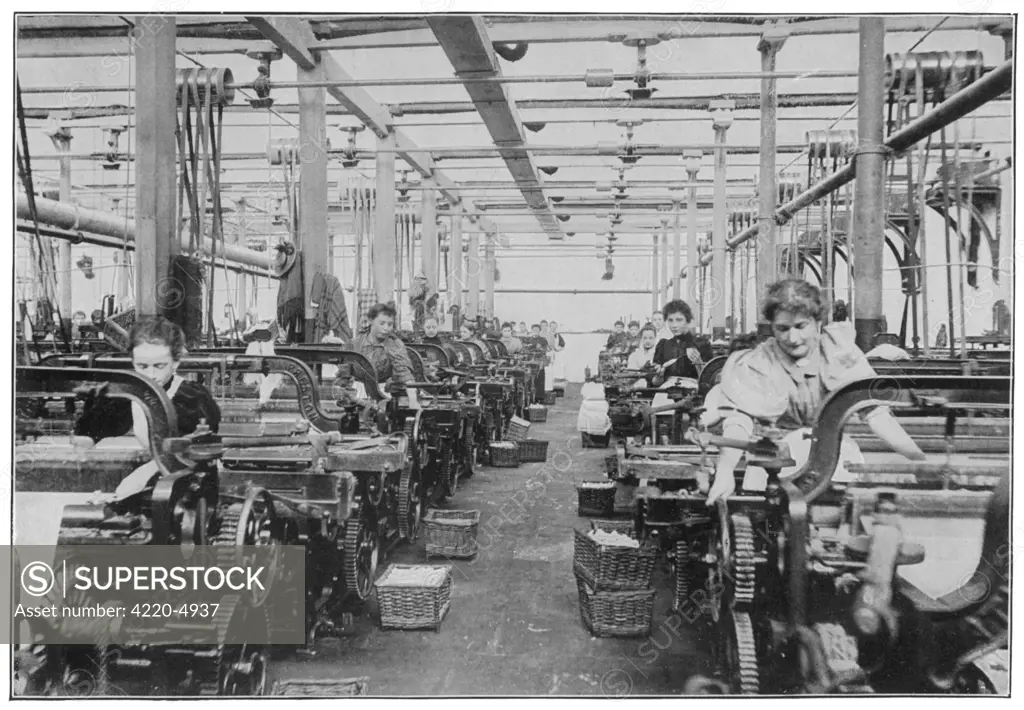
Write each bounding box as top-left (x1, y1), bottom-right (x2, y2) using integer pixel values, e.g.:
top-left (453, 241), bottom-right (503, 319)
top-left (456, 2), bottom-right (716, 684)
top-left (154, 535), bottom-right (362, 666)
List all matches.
top-left (234, 197), bottom-right (248, 325)
top-left (46, 119), bottom-right (74, 331)
top-left (483, 232), bottom-right (495, 320)
top-left (133, 16), bottom-right (177, 319)
top-left (651, 233), bottom-right (660, 312)
top-left (660, 218), bottom-right (669, 306)
top-left (710, 100), bottom-right (735, 339)
top-left (672, 199), bottom-right (682, 299)
top-left (852, 17), bottom-right (887, 351)
top-left (421, 176), bottom-right (438, 292)
top-left (450, 210), bottom-right (463, 328)
top-left (757, 25), bottom-right (788, 337)
top-left (684, 151), bottom-right (701, 306)
top-left (297, 56), bottom-right (329, 341)
top-left (374, 132), bottom-right (397, 305)
top-left (467, 228), bottom-right (480, 321)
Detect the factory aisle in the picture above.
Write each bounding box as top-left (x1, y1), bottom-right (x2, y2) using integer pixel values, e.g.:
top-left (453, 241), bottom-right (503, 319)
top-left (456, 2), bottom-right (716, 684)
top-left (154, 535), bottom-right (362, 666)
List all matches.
top-left (271, 384), bottom-right (716, 696)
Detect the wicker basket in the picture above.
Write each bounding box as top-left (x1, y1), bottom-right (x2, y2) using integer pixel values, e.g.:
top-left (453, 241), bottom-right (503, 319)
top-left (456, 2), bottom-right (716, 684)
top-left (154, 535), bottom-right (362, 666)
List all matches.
top-left (270, 678), bottom-right (370, 696)
top-left (589, 518), bottom-right (637, 539)
top-left (374, 564), bottom-right (452, 631)
top-left (581, 432), bottom-right (611, 449)
top-left (518, 439), bottom-right (550, 463)
top-left (423, 509), bottom-right (480, 559)
top-left (572, 528), bottom-right (656, 590)
top-left (544, 391), bottom-right (558, 405)
top-left (576, 576), bottom-right (655, 638)
top-left (505, 416), bottom-right (531, 442)
top-left (489, 442), bottom-right (520, 467)
top-left (576, 481), bottom-right (616, 517)
top-left (525, 405), bottom-right (548, 423)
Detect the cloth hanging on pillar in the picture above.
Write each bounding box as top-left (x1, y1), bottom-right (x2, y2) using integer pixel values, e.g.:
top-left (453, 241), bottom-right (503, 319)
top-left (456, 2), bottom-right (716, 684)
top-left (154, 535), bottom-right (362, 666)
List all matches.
top-left (357, 288), bottom-right (376, 330)
top-left (277, 253), bottom-right (305, 342)
top-left (408, 273), bottom-right (429, 333)
top-left (171, 254), bottom-right (204, 350)
top-left (310, 272), bottom-right (352, 343)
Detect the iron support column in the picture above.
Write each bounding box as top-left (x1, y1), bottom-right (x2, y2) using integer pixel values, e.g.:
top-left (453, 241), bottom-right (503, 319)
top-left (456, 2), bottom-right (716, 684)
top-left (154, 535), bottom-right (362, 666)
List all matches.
top-left (47, 119), bottom-right (74, 333)
top-left (467, 228), bottom-right (480, 322)
top-left (757, 25), bottom-right (788, 337)
top-left (374, 132), bottom-right (397, 305)
top-left (298, 54), bottom-right (329, 341)
top-left (421, 176), bottom-right (438, 294)
top-left (450, 209), bottom-right (463, 328)
top-left (710, 100), bottom-right (735, 339)
top-left (852, 17), bottom-right (887, 351)
top-left (133, 16), bottom-right (177, 320)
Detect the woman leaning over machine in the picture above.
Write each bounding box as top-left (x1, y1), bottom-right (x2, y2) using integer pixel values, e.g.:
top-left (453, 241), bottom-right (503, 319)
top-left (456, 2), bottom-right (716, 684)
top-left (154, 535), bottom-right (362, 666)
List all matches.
top-left (350, 302), bottom-right (416, 387)
top-left (73, 315), bottom-right (221, 500)
top-left (702, 279), bottom-right (925, 505)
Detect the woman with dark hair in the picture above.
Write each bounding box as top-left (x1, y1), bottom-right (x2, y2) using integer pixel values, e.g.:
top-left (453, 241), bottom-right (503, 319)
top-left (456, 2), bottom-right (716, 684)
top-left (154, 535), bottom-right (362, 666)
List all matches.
top-left (73, 315), bottom-right (221, 499)
top-left (350, 303), bottom-right (415, 386)
top-left (500, 321), bottom-right (524, 355)
top-left (650, 300), bottom-right (713, 386)
top-left (702, 279), bottom-right (924, 504)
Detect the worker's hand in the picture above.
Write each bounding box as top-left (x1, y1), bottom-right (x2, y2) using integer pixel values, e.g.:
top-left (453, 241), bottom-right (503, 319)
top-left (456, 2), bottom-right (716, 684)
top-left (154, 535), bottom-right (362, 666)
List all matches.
top-left (686, 347), bottom-right (702, 365)
top-left (705, 473), bottom-right (736, 507)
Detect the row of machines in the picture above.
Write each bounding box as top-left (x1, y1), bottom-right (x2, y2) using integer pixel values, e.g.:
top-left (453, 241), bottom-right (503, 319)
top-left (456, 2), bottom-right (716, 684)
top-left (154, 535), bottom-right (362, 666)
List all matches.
top-left (12, 330), bottom-right (544, 696)
top-left (595, 341), bottom-right (1010, 694)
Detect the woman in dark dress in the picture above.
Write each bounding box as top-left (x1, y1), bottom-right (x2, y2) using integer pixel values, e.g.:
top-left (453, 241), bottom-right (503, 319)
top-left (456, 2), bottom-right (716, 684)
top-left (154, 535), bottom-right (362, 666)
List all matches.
top-left (74, 316), bottom-right (221, 500)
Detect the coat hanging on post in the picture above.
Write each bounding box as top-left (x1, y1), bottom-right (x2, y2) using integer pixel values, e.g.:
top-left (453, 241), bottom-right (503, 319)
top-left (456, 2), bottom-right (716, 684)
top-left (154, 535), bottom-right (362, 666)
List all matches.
top-left (310, 272), bottom-right (352, 343)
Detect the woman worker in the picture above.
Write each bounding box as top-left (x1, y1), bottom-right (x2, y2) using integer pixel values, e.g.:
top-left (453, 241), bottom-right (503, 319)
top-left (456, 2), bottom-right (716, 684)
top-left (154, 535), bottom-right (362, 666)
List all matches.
top-left (702, 279), bottom-right (925, 504)
top-left (351, 303), bottom-right (416, 389)
top-left (73, 315), bottom-right (221, 500)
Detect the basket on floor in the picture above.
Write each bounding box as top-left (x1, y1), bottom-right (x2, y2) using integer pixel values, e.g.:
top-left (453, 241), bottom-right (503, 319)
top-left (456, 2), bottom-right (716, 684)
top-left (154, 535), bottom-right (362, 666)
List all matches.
top-left (544, 391), bottom-right (558, 406)
top-left (589, 518), bottom-right (637, 539)
top-left (374, 564), bottom-right (452, 631)
top-left (604, 454), bottom-right (619, 476)
top-left (489, 442), bottom-right (520, 467)
top-left (576, 577), bottom-right (655, 638)
top-left (423, 509), bottom-right (480, 559)
top-left (270, 678), bottom-right (370, 696)
top-left (525, 404), bottom-right (548, 423)
top-left (505, 415), bottom-right (531, 442)
top-left (576, 481), bottom-right (616, 517)
top-left (518, 439), bottom-right (550, 463)
top-left (573, 528), bottom-right (656, 590)
top-left (581, 432), bottom-right (611, 449)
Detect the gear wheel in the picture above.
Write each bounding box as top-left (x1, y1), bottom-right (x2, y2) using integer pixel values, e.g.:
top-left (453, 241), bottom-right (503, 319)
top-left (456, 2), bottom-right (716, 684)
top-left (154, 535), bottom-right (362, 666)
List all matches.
top-left (461, 421), bottom-right (476, 479)
top-left (730, 513), bottom-right (757, 608)
top-left (213, 490), bottom-right (280, 607)
top-left (707, 501), bottom-right (731, 624)
top-left (731, 611), bottom-right (761, 694)
top-left (397, 463), bottom-right (421, 541)
top-left (441, 446), bottom-right (458, 499)
top-left (343, 517), bottom-right (378, 601)
top-left (193, 599), bottom-right (270, 697)
top-left (672, 539), bottom-right (691, 611)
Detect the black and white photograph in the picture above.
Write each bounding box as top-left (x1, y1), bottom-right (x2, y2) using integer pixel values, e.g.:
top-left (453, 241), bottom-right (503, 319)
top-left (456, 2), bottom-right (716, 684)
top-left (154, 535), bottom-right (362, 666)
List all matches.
top-left (5, 4), bottom-right (1017, 699)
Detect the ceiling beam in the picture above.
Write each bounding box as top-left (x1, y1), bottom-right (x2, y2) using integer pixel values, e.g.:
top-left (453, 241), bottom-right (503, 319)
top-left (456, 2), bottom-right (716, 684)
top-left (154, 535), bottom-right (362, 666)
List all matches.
top-left (428, 15), bottom-right (562, 237)
top-left (246, 15), bottom-right (497, 234)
